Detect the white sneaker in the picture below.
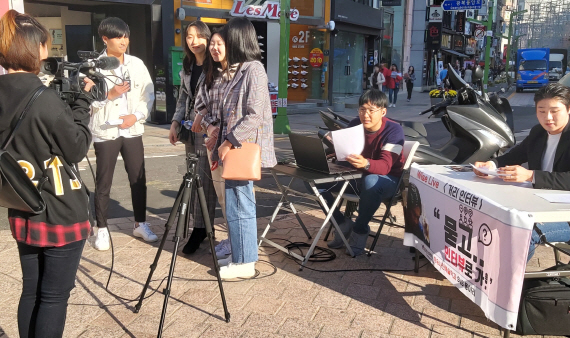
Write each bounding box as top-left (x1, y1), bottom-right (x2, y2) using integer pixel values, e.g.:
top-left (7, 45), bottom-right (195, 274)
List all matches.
top-left (91, 227), bottom-right (110, 251)
top-left (133, 222), bottom-right (158, 242)
top-left (215, 239), bottom-right (231, 259)
top-left (388, 103), bottom-right (393, 108)
top-left (219, 262), bottom-right (255, 279)
top-left (218, 255), bottom-right (232, 267)
top-left (393, 104), bottom-right (396, 108)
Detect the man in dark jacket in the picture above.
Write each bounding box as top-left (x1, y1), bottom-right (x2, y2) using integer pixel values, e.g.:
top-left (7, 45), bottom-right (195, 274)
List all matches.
top-left (474, 83), bottom-right (570, 260)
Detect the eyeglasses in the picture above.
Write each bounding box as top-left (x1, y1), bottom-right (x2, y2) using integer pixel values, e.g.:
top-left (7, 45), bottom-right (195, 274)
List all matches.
top-left (358, 107), bottom-right (383, 116)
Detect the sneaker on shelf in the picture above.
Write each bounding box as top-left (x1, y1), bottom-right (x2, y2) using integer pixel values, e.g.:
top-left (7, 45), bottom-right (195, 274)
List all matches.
top-left (91, 227), bottom-right (110, 251)
top-left (219, 262), bottom-right (255, 279)
top-left (215, 239), bottom-right (231, 259)
top-left (133, 222), bottom-right (158, 242)
top-left (218, 255), bottom-right (232, 267)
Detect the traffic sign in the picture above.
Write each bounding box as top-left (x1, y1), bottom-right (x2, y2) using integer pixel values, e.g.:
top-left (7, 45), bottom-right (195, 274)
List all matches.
top-left (442, 0), bottom-right (482, 11)
top-left (474, 27), bottom-right (485, 40)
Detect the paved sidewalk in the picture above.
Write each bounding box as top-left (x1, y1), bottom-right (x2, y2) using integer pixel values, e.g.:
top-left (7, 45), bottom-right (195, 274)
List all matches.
top-left (0, 202), bottom-right (558, 338)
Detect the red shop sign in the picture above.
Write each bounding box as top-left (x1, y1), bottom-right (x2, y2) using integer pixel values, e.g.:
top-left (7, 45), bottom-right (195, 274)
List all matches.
top-left (309, 48), bottom-right (324, 68)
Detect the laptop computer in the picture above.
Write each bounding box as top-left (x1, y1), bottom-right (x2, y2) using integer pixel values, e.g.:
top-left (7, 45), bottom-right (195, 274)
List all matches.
top-left (289, 133), bottom-right (357, 174)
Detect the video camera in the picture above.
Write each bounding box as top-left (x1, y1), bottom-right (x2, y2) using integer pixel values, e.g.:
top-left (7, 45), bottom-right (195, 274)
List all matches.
top-left (40, 51), bottom-right (120, 103)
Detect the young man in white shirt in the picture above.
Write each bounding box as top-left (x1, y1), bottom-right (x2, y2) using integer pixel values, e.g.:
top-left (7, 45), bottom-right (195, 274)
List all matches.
top-left (89, 17), bottom-right (157, 250)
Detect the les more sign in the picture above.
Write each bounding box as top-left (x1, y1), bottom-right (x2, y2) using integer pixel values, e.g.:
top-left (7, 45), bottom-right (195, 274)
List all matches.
top-left (230, 1), bottom-right (300, 21)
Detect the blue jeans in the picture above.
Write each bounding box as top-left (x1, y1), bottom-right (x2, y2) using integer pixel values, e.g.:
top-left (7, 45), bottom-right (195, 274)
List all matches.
top-left (382, 86), bottom-right (389, 94)
top-left (225, 180), bottom-right (258, 264)
top-left (17, 240), bottom-right (85, 338)
top-left (308, 174), bottom-right (399, 235)
top-left (527, 222), bottom-right (570, 261)
top-left (389, 87), bottom-right (400, 104)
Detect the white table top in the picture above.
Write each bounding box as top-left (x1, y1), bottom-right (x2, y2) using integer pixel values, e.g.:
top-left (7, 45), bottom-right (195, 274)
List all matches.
top-left (418, 165), bottom-right (570, 223)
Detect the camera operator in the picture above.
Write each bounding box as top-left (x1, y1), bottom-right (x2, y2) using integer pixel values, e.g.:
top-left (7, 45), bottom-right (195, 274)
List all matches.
top-left (88, 17), bottom-right (157, 250)
top-left (0, 10), bottom-right (94, 337)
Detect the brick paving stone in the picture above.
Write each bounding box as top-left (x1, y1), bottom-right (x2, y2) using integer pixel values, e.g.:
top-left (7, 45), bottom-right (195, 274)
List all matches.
top-left (245, 281), bottom-right (287, 298)
top-left (155, 305), bottom-right (210, 338)
top-left (377, 289), bottom-right (414, 306)
top-left (350, 312), bottom-right (393, 332)
top-left (388, 319), bottom-right (432, 338)
top-left (312, 307), bottom-right (356, 327)
top-left (460, 314), bottom-right (502, 336)
top-left (411, 294), bottom-right (451, 312)
top-left (198, 325), bottom-right (246, 338)
top-left (277, 318), bottom-right (322, 338)
top-left (346, 298), bottom-right (387, 314)
top-left (344, 283), bottom-right (380, 300)
top-left (312, 289), bottom-right (352, 310)
top-left (279, 285), bottom-right (320, 302)
top-left (439, 284), bottom-right (470, 299)
top-left (275, 299), bottom-right (320, 320)
top-left (384, 303), bottom-right (422, 322)
top-left (179, 287), bottom-right (221, 306)
top-left (317, 325), bottom-right (363, 338)
top-left (241, 329), bottom-right (287, 338)
top-left (419, 308), bottom-right (460, 328)
top-left (450, 298), bottom-right (486, 316)
top-left (243, 312), bottom-right (285, 333)
top-left (373, 274), bottom-right (409, 292)
top-left (242, 296), bottom-right (284, 315)
top-left (76, 326), bottom-right (126, 338)
top-left (430, 325), bottom-right (475, 338)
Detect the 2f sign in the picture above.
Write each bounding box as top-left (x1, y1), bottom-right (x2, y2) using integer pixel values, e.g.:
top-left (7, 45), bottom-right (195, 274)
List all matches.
top-left (292, 31), bottom-right (310, 44)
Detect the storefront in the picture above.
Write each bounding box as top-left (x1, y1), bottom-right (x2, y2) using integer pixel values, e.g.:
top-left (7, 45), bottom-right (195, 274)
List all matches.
top-left (22, 0), bottom-right (173, 123)
top-left (330, 0), bottom-right (383, 103)
top-left (176, 0), bottom-right (326, 106)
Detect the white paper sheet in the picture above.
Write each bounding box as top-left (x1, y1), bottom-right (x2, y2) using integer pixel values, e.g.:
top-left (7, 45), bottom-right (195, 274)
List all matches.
top-left (331, 124), bottom-right (365, 161)
top-left (470, 163), bottom-right (507, 177)
top-left (534, 193), bottom-right (570, 203)
top-left (105, 119), bottom-right (124, 126)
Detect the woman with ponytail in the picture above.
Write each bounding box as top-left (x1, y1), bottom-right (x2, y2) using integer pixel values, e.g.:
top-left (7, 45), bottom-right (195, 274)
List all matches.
top-left (0, 10), bottom-right (94, 337)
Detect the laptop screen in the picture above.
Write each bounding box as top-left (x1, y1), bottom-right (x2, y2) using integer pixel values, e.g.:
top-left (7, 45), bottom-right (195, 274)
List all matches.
top-left (289, 133), bottom-right (331, 173)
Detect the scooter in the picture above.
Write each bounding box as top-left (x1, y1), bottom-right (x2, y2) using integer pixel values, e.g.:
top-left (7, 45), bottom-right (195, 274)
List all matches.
top-left (318, 64), bottom-right (515, 165)
top-left (412, 65), bottom-right (515, 164)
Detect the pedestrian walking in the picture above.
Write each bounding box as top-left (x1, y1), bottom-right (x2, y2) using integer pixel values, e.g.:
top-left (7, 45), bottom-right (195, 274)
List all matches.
top-left (194, 18), bottom-right (277, 279)
top-left (0, 10), bottom-right (94, 337)
top-left (404, 66), bottom-right (416, 102)
top-left (89, 17), bottom-right (158, 251)
top-left (388, 64), bottom-right (403, 107)
top-left (464, 64), bottom-right (473, 85)
top-left (380, 63), bottom-right (392, 95)
top-left (369, 64), bottom-right (386, 91)
top-left (168, 21), bottom-right (225, 254)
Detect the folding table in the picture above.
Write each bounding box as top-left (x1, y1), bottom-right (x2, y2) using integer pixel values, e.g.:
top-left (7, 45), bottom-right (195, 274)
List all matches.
top-left (259, 164), bottom-right (362, 270)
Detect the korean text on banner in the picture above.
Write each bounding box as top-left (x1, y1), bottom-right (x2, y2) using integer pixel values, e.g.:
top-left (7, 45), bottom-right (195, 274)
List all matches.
top-left (403, 164), bottom-right (534, 330)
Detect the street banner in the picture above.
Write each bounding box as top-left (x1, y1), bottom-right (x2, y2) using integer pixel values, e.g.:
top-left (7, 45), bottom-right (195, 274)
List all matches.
top-left (404, 164), bottom-right (534, 330)
top-left (429, 6), bottom-right (443, 23)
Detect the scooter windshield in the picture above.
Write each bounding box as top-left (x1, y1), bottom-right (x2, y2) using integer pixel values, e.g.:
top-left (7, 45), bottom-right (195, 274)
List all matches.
top-left (447, 64), bottom-right (468, 90)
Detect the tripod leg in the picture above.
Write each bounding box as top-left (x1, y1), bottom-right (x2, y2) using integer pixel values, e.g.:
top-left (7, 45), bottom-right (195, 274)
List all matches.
top-left (196, 175), bottom-right (231, 323)
top-left (134, 180), bottom-right (185, 313)
top-left (158, 173), bottom-right (195, 337)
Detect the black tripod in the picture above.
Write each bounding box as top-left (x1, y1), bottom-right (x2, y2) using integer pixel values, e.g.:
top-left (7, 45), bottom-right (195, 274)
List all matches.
top-left (134, 153), bottom-right (230, 337)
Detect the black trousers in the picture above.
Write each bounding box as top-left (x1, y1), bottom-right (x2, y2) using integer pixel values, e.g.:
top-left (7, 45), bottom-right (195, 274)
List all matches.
top-left (407, 81), bottom-right (414, 100)
top-left (17, 240), bottom-right (85, 338)
top-left (94, 136), bottom-right (147, 228)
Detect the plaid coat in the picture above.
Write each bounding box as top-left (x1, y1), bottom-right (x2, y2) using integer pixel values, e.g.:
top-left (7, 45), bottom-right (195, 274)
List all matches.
top-left (195, 61), bottom-right (277, 168)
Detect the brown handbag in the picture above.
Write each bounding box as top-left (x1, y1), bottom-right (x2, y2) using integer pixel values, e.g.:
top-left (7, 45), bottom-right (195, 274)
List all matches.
top-left (221, 143), bottom-right (262, 181)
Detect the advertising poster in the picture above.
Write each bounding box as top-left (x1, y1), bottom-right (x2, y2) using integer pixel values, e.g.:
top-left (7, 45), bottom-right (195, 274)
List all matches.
top-left (404, 164), bottom-right (534, 330)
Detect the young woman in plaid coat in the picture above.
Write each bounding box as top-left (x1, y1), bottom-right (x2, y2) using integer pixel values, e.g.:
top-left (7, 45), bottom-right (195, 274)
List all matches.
top-left (194, 18), bottom-right (277, 279)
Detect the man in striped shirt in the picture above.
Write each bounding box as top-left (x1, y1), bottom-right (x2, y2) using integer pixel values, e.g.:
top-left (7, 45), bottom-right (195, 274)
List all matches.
top-left (320, 89), bottom-right (404, 255)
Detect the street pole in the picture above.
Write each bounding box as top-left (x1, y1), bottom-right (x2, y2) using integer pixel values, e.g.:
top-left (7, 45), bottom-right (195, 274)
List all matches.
top-left (504, 10), bottom-right (528, 85)
top-left (482, 1), bottom-right (493, 93)
top-left (274, 0), bottom-right (291, 134)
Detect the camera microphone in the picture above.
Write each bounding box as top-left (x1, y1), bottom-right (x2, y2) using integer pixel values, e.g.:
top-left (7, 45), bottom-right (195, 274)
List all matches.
top-left (81, 56), bottom-right (120, 71)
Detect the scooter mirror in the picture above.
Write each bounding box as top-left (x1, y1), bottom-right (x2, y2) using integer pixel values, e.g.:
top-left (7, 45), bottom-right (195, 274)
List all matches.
top-left (473, 66), bottom-right (484, 82)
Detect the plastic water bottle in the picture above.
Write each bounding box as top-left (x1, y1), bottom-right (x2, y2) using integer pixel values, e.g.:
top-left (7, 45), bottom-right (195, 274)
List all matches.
top-left (181, 120), bottom-right (193, 129)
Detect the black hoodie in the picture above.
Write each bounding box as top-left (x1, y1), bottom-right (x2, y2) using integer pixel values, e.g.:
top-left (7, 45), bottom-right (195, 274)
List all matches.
top-left (0, 73), bottom-right (93, 246)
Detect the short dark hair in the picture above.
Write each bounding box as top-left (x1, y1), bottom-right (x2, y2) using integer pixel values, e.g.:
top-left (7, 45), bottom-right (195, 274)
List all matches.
top-left (98, 17), bottom-right (130, 39)
top-left (222, 17), bottom-right (261, 66)
top-left (534, 83), bottom-right (570, 110)
top-left (359, 89), bottom-right (388, 109)
top-left (0, 10), bottom-right (50, 74)
top-left (182, 20), bottom-right (211, 74)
